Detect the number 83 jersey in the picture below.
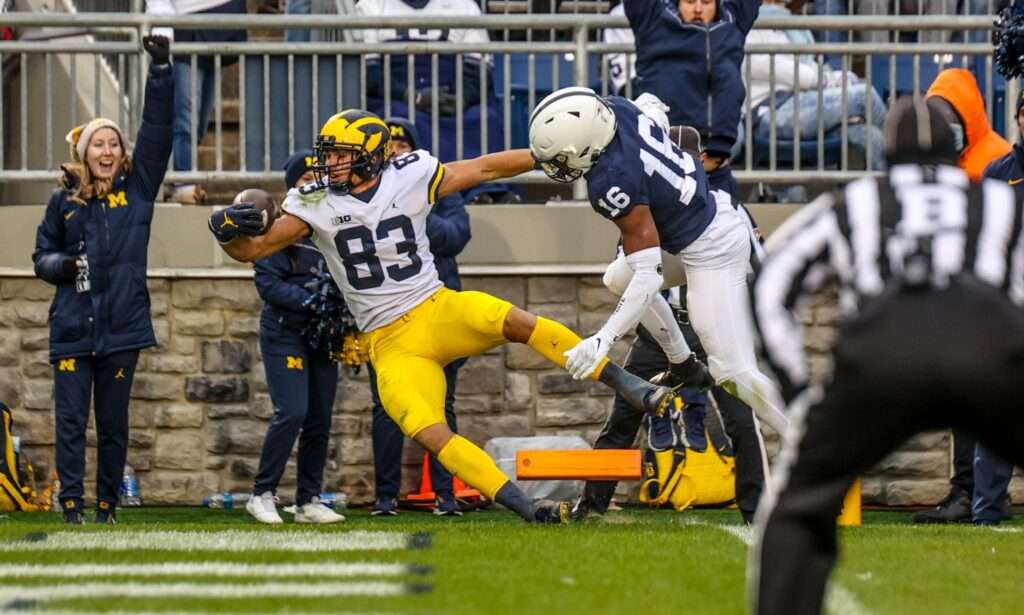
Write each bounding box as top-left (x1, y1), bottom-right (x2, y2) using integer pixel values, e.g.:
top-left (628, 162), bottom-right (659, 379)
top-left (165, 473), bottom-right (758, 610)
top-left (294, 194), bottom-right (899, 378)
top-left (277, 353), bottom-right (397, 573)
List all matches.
top-left (282, 150), bottom-right (446, 332)
top-left (586, 96), bottom-right (716, 254)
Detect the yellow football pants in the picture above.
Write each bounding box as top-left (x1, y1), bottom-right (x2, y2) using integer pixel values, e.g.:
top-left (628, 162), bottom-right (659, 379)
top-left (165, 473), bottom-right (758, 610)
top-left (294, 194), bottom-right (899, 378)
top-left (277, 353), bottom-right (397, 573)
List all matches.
top-left (362, 288), bottom-right (513, 438)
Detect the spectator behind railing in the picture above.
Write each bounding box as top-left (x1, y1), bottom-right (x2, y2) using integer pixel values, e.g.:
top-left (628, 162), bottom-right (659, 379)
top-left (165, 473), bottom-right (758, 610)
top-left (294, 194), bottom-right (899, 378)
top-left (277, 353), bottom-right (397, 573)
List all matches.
top-left (743, 0), bottom-right (887, 170)
top-left (925, 68), bottom-right (1011, 181)
top-left (357, 0), bottom-right (489, 115)
top-left (146, 0), bottom-right (248, 205)
top-left (814, 0), bottom-right (965, 60)
top-left (354, 0), bottom-right (514, 198)
top-left (243, 0), bottom-right (353, 173)
top-left (624, 0), bottom-right (761, 199)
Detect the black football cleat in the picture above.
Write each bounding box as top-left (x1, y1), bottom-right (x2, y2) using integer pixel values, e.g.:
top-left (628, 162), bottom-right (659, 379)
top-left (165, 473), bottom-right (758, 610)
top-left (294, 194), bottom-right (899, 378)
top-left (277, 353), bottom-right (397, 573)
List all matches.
top-left (533, 500), bottom-right (573, 524)
top-left (912, 488), bottom-right (971, 524)
top-left (63, 510), bottom-right (84, 525)
top-left (642, 385), bottom-right (684, 418)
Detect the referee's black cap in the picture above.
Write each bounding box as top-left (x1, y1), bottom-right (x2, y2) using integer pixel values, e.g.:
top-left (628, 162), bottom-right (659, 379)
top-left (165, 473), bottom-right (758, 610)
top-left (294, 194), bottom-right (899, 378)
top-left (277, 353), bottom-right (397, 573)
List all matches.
top-left (884, 96), bottom-right (959, 166)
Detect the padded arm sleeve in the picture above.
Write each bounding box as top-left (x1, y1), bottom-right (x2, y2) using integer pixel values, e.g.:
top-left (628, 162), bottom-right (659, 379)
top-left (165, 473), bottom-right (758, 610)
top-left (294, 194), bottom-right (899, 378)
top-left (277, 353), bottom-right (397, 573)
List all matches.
top-left (596, 246), bottom-right (664, 342)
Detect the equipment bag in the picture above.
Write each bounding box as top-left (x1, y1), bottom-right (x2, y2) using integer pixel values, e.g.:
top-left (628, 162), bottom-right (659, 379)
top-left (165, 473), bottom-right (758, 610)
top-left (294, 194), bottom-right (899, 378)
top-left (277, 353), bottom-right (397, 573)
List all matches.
top-left (637, 404), bottom-right (736, 511)
top-left (0, 403), bottom-right (39, 512)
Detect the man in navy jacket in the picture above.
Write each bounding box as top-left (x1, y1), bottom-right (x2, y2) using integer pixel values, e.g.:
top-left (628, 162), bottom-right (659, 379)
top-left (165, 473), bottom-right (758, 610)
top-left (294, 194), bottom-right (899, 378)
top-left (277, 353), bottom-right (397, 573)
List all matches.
top-left (369, 118), bottom-right (472, 516)
top-left (624, 0), bottom-right (761, 197)
top-left (964, 93), bottom-right (1024, 526)
top-left (32, 36), bottom-right (173, 525)
top-left (245, 150), bottom-right (345, 525)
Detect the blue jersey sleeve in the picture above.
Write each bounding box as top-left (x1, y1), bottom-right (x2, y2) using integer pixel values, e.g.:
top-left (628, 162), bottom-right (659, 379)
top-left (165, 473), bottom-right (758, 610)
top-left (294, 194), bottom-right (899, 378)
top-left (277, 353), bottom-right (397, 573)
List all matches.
top-left (587, 164), bottom-right (648, 221)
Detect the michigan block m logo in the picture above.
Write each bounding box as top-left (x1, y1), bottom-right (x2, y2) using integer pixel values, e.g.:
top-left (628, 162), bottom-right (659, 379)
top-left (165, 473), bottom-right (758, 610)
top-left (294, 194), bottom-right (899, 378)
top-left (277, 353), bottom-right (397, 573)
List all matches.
top-left (286, 356), bottom-right (304, 370)
top-left (107, 191), bottom-right (128, 208)
top-left (58, 358), bottom-right (76, 372)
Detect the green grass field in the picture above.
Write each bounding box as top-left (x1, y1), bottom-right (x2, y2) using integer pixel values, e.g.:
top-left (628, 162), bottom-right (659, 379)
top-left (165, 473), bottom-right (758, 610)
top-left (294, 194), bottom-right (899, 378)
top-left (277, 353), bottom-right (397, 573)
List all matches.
top-left (0, 506), bottom-right (1021, 614)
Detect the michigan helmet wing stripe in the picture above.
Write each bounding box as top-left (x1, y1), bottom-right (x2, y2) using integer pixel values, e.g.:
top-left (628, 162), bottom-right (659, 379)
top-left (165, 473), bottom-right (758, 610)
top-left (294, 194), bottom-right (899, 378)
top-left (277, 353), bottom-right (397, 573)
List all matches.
top-left (427, 162), bottom-right (446, 206)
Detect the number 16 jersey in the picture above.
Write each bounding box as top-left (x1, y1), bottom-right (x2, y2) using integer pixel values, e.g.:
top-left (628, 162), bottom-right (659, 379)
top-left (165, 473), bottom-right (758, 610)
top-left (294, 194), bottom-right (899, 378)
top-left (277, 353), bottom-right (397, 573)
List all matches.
top-left (585, 96), bottom-right (716, 254)
top-left (281, 150), bottom-right (446, 332)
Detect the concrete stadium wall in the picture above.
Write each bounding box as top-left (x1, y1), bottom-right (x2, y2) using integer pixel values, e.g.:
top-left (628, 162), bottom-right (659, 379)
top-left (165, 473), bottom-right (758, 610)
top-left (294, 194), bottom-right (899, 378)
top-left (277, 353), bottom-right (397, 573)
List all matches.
top-left (1, 204), bottom-right (1021, 507)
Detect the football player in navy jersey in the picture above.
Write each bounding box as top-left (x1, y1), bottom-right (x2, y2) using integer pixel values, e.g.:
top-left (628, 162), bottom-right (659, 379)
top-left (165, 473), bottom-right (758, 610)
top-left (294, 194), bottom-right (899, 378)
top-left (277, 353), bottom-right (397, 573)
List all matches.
top-left (529, 87), bottom-right (789, 439)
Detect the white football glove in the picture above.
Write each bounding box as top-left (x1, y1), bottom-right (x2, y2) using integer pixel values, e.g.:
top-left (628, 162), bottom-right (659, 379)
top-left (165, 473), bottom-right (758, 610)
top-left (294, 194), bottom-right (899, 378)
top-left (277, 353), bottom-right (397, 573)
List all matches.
top-left (563, 334), bottom-right (613, 380)
top-left (632, 93), bottom-right (671, 134)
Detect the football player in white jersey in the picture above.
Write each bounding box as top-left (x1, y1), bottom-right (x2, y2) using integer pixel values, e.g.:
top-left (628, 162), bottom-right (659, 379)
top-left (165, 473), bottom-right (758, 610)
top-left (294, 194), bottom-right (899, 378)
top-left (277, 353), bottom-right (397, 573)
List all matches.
top-left (208, 109), bottom-right (685, 523)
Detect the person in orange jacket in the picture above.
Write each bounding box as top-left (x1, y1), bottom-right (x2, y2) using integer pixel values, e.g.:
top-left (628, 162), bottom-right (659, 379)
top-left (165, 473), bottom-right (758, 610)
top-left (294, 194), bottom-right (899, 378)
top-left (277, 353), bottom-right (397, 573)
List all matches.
top-left (925, 68), bottom-right (1012, 182)
top-left (912, 67), bottom-right (1013, 526)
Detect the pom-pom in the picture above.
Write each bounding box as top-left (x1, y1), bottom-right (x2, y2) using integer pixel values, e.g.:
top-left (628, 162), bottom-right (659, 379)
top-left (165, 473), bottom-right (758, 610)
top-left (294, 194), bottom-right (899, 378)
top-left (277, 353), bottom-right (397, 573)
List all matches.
top-left (994, 7), bottom-right (1024, 79)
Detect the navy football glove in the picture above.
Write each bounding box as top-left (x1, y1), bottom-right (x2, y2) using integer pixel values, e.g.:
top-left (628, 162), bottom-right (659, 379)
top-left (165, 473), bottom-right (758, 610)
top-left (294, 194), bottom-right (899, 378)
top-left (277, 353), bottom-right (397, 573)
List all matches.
top-left (208, 204), bottom-right (265, 244)
top-left (142, 35), bottom-right (171, 66)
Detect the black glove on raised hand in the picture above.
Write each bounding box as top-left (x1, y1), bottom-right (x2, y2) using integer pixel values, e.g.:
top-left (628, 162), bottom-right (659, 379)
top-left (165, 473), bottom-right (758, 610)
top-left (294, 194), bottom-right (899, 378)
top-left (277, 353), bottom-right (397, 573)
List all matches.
top-left (142, 34), bottom-right (171, 66)
top-left (208, 204), bottom-right (266, 244)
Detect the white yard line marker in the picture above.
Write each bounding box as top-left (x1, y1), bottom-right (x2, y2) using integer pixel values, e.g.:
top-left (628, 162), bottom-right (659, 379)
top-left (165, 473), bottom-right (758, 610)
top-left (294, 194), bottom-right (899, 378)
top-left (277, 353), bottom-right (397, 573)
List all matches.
top-left (989, 527), bottom-right (1022, 533)
top-left (0, 530), bottom-right (430, 552)
top-left (0, 581), bottom-right (430, 603)
top-left (0, 562), bottom-right (430, 579)
top-left (684, 519), bottom-right (874, 615)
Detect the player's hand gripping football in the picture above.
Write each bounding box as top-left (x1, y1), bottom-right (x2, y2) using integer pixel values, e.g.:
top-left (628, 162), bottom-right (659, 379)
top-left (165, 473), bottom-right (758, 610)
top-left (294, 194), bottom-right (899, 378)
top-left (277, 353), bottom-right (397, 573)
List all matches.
top-left (208, 204), bottom-right (267, 244)
top-left (142, 35), bottom-right (171, 66)
top-left (564, 333), bottom-right (612, 380)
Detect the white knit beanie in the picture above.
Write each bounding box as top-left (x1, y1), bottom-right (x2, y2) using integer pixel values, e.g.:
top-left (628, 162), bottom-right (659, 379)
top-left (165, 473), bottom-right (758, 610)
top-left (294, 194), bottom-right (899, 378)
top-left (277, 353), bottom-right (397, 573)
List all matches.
top-left (65, 118), bottom-right (125, 164)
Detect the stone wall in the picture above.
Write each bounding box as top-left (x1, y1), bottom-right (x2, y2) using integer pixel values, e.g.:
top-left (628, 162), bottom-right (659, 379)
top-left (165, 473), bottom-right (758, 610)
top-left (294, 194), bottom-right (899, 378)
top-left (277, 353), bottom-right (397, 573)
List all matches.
top-left (1, 276), bottom-right (1020, 507)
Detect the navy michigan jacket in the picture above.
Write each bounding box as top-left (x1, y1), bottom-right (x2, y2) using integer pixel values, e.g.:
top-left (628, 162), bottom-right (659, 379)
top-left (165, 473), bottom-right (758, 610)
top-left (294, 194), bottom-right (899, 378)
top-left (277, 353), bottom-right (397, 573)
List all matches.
top-left (255, 239), bottom-right (328, 348)
top-left (625, 0), bottom-right (761, 157)
top-left (983, 143), bottom-right (1024, 185)
top-left (426, 192), bottom-right (471, 291)
top-left (32, 63), bottom-right (174, 363)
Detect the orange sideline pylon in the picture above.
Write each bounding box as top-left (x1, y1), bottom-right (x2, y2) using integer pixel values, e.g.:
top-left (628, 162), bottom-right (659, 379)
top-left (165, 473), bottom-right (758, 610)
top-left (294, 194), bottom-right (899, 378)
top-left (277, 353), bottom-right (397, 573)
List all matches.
top-left (404, 452), bottom-right (481, 503)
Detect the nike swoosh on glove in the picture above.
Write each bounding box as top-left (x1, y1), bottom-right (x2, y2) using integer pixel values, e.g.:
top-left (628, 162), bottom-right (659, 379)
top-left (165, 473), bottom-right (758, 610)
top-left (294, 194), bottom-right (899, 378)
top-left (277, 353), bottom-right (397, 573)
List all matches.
top-left (563, 334), bottom-right (612, 380)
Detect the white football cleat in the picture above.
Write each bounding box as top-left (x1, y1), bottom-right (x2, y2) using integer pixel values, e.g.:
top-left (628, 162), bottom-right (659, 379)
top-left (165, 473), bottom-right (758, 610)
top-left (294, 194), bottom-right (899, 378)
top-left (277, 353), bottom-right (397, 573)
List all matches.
top-left (246, 491), bottom-right (283, 525)
top-left (295, 497), bottom-right (346, 524)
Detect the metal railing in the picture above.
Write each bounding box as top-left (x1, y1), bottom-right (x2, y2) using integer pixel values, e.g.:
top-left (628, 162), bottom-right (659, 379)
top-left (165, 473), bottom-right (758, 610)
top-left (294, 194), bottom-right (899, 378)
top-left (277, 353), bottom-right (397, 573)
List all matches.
top-left (0, 13), bottom-right (1007, 192)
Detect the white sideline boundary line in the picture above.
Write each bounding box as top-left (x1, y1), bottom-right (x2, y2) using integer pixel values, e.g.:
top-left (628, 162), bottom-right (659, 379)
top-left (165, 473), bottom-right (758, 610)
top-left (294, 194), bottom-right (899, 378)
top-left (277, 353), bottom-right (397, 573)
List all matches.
top-left (0, 562), bottom-right (426, 578)
top-left (0, 530), bottom-right (423, 552)
top-left (0, 581), bottom-right (424, 603)
top-left (685, 520), bottom-right (874, 615)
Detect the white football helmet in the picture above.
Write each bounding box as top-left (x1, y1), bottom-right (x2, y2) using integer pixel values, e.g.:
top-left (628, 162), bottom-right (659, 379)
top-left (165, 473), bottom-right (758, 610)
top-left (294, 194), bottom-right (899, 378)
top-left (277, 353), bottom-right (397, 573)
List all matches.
top-left (529, 87), bottom-right (617, 183)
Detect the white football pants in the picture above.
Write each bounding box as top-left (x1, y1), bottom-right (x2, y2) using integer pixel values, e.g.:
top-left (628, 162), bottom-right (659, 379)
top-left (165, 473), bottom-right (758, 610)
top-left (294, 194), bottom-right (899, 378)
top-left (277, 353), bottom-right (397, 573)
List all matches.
top-left (603, 198), bottom-right (790, 438)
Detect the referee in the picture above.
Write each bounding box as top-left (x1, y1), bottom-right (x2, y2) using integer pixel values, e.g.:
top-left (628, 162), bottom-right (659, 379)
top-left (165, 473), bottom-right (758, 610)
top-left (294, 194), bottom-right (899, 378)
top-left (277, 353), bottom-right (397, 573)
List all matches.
top-left (749, 97), bottom-right (1024, 615)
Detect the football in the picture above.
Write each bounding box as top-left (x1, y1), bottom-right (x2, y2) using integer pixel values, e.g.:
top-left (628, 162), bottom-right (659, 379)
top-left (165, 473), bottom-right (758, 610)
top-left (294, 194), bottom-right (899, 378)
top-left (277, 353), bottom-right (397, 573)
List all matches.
top-left (233, 188), bottom-right (278, 233)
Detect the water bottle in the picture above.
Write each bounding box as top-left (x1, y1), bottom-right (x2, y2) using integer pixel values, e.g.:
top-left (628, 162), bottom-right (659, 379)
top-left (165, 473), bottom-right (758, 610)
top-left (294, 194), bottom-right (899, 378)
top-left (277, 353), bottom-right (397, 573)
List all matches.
top-left (119, 463), bottom-right (141, 506)
top-left (318, 492), bottom-right (348, 510)
top-left (203, 492), bottom-right (251, 510)
top-left (51, 473), bottom-right (60, 511)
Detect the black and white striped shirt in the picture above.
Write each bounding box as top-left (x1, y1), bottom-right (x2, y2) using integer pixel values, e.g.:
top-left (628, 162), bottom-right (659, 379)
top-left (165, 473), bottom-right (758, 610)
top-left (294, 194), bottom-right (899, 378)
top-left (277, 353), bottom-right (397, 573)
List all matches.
top-left (751, 164), bottom-right (1024, 403)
